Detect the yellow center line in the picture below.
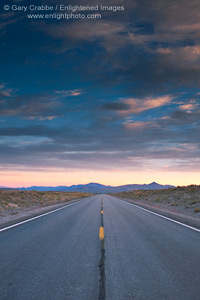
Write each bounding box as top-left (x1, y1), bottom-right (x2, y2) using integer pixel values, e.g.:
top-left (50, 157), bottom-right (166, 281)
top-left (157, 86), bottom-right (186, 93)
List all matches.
top-left (99, 226), bottom-right (104, 240)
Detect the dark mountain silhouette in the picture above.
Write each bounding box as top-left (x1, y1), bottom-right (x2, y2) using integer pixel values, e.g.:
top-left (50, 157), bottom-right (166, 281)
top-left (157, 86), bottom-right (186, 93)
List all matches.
top-left (18, 182), bottom-right (174, 193)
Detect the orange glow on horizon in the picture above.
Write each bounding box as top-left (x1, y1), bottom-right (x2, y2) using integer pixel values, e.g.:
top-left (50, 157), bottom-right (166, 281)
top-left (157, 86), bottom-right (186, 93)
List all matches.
top-left (0, 169), bottom-right (200, 188)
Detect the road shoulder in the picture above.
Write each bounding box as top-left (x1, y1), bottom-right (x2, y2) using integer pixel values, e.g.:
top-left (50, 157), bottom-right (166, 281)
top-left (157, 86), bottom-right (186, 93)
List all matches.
top-left (113, 196), bottom-right (200, 230)
top-left (0, 197), bottom-right (88, 229)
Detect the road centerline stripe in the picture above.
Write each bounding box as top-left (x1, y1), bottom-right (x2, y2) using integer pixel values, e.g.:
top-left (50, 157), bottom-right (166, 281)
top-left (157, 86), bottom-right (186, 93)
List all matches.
top-left (99, 226), bottom-right (104, 240)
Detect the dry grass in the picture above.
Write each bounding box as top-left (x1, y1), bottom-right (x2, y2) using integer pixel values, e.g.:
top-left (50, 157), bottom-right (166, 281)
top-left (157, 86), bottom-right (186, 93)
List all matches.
top-left (0, 190), bottom-right (92, 214)
top-left (113, 185), bottom-right (200, 216)
top-left (194, 207), bottom-right (200, 213)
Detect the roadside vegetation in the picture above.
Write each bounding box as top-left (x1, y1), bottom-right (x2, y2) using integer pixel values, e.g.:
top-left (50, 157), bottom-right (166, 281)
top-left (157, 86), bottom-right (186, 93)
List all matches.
top-left (0, 190), bottom-right (92, 215)
top-left (113, 185), bottom-right (200, 215)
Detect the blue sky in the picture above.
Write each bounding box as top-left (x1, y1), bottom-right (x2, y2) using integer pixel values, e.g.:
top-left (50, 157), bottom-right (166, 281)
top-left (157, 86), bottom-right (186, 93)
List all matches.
top-left (0, 0), bottom-right (200, 186)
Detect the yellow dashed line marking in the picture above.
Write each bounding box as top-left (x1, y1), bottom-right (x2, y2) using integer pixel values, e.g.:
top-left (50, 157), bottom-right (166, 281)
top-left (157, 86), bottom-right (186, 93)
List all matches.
top-left (99, 226), bottom-right (104, 240)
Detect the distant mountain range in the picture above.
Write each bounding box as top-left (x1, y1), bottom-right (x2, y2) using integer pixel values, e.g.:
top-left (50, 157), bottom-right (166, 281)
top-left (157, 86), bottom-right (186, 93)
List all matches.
top-left (14, 182), bottom-right (174, 193)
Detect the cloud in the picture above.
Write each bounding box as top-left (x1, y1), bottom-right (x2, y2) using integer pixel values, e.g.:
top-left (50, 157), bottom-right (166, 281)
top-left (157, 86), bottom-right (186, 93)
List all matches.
top-left (0, 125), bottom-right (59, 137)
top-left (119, 95), bottom-right (173, 114)
top-left (7, 0), bottom-right (198, 99)
top-left (123, 121), bottom-right (157, 130)
top-left (155, 45), bottom-right (200, 63)
top-left (156, 48), bottom-right (172, 54)
top-left (160, 110), bottom-right (200, 126)
top-left (178, 101), bottom-right (199, 112)
top-left (0, 112), bottom-right (200, 173)
top-left (54, 89), bottom-right (83, 97)
top-left (0, 89), bottom-right (83, 119)
top-left (43, 20), bottom-right (126, 53)
top-left (101, 102), bottom-right (130, 111)
top-left (1, 0), bottom-right (200, 175)
top-left (0, 84), bottom-right (14, 98)
top-left (0, 94), bottom-right (60, 118)
top-left (26, 116), bottom-right (57, 121)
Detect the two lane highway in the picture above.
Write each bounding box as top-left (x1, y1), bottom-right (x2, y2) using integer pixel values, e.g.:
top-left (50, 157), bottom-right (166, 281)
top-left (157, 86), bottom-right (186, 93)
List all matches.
top-left (104, 195), bottom-right (200, 300)
top-left (1, 194), bottom-right (200, 300)
top-left (0, 195), bottom-right (102, 300)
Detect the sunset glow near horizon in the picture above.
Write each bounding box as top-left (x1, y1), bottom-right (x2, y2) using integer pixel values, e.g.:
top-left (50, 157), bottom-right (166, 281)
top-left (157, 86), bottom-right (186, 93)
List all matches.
top-left (1, 0), bottom-right (200, 188)
top-left (1, 169), bottom-right (200, 188)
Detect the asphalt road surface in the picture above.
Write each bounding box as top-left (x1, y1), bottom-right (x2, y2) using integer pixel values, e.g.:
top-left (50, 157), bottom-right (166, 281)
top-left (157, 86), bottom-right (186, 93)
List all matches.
top-left (0, 194), bottom-right (200, 300)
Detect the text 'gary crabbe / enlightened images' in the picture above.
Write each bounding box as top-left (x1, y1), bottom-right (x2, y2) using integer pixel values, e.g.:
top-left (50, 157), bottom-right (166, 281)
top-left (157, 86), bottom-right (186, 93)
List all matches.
top-left (3, 3), bottom-right (125, 21)
top-left (3, 4), bottom-right (125, 12)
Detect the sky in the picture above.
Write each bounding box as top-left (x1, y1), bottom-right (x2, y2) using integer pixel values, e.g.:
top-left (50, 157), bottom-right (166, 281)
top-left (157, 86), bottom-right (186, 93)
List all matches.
top-left (0, 0), bottom-right (200, 187)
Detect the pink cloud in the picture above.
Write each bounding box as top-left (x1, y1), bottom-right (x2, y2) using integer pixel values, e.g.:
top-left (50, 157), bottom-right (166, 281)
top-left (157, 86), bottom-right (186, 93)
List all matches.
top-left (156, 48), bottom-right (172, 54)
top-left (179, 102), bottom-right (199, 112)
top-left (55, 89), bottom-right (83, 97)
top-left (120, 95), bottom-right (173, 115)
top-left (0, 84), bottom-right (13, 97)
top-left (124, 121), bottom-right (156, 130)
top-left (156, 45), bottom-right (200, 61)
top-left (183, 45), bottom-right (200, 60)
top-left (25, 116), bottom-right (57, 120)
top-left (175, 22), bottom-right (200, 32)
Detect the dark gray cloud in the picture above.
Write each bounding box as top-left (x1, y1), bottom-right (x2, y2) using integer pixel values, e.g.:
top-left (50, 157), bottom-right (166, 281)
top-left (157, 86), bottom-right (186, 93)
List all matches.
top-left (0, 104), bottom-right (200, 172)
top-left (39, 0), bottom-right (200, 96)
top-left (158, 110), bottom-right (200, 126)
top-left (0, 89), bottom-right (83, 119)
top-left (0, 125), bottom-right (59, 137)
top-left (0, 93), bottom-right (58, 117)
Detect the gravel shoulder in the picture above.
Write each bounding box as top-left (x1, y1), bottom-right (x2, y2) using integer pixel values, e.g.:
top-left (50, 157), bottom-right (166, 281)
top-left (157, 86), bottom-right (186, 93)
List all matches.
top-left (112, 185), bottom-right (200, 230)
top-left (0, 190), bottom-right (92, 229)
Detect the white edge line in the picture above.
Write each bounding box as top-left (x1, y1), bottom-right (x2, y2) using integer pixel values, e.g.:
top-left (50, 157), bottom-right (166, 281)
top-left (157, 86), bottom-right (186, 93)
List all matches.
top-left (0, 202), bottom-right (78, 233)
top-left (124, 201), bottom-right (200, 233)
